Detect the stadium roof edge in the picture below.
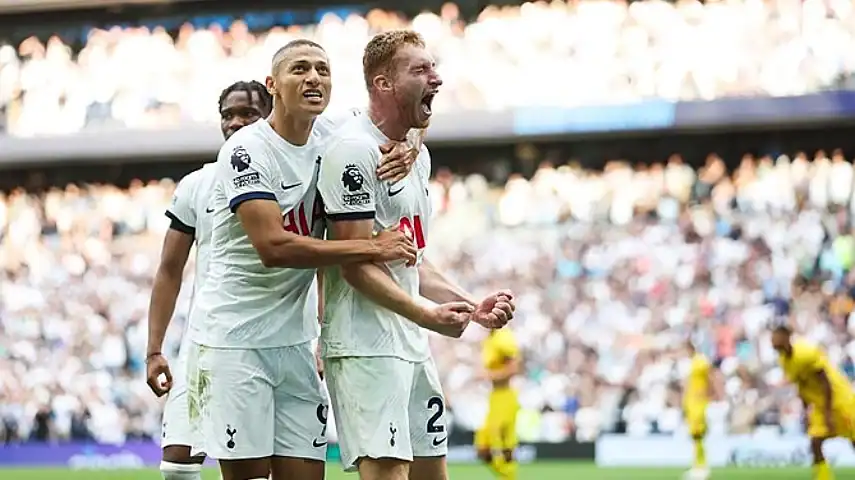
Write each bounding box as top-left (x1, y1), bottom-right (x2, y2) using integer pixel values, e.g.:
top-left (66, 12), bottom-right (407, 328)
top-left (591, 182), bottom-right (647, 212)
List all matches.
top-left (0, 0), bottom-right (197, 14)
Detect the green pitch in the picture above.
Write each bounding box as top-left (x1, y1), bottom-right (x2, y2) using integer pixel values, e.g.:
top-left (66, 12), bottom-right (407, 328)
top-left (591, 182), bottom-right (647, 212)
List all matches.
top-left (4, 463), bottom-right (855, 479)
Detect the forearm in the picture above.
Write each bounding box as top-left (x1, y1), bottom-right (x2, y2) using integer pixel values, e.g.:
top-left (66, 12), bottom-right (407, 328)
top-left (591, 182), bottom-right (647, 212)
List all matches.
top-left (147, 269), bottom-right (183, 356)
top-left (342, 263), bottom-right (429, 324)
top-left (418, 259), bottom-right (475, 305)
top-left (264, 235), bottom-right (378, 269)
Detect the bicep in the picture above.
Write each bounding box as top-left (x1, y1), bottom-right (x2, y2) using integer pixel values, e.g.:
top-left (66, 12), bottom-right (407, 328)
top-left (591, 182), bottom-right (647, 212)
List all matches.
top-left (234, 199), bottom-right (291, 250)
top-left (158, 229), bottom-right (194, 275)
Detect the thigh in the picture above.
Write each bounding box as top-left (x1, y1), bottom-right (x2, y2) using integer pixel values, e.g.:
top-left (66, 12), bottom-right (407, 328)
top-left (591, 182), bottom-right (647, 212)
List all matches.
top-left (409, 456), bottom-right (447, 480)
top-left (408, 358), bottom-right (448, 459)
top-left (684, 403), bottom-right (707, 437)
top-left (272, 342), bottom-right (329, 463)
top-left (162, 356), bottom-right (196, 450)
top-left (327, 357), bottom-right (414, 472)
top-left (192, 346), bottom-right (276, 460)
top-left (807, 407), bottom-right (830, 440)
top-left (833, 408), bottom-right (855, 440)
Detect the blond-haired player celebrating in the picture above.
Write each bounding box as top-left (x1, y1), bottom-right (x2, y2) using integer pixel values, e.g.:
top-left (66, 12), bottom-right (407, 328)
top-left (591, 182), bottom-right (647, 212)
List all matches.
top-left (772, 324), bottom-right (855, 480)
top-left (317, 30), bottom-right (516, 480)
top-left (475, 328), bottom-right (522, 480)
top-left (681, 341), bottom-right (716, 480)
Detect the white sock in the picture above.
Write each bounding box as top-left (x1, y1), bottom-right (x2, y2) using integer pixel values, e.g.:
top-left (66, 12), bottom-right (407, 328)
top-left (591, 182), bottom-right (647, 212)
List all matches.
top-left (160, 461), bottom-right (202, 480)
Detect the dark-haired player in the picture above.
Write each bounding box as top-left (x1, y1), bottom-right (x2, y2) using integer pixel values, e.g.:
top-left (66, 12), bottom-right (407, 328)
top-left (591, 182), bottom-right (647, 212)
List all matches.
top-left (146, 80), bottom-right (272, 480)
top-left (772, 324), bottom-right (855, 480)
top-left (185, 39), bottom-right (418, 480)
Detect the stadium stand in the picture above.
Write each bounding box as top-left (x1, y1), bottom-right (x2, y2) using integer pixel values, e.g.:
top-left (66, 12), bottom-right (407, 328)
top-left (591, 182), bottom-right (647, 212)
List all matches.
top-left (1, 0), bottom-right (855, 454)
top-left (3, 149), bottom-right (855, 444)
top-left (2, 0), bottom-right (855, 136)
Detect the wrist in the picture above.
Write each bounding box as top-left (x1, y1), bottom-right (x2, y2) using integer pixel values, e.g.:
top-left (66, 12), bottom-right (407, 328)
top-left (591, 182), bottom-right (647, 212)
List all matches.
top-left (145, 351), bottom-right (162, 363)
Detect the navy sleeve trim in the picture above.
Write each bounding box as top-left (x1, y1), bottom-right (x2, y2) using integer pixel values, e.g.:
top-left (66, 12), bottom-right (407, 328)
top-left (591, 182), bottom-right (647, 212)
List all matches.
top-left (165, 211), bottom-right (195, 236)
top-left (326, 211), bottom-right (376, 221)
top-left (229, 191), bottom-right (277, 213)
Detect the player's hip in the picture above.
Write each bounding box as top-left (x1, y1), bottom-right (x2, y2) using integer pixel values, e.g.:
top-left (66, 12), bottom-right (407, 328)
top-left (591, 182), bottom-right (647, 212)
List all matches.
top-left (187, 340), bottom-right (320, 388)
top-left (320, 326), bottom-right (430, 361)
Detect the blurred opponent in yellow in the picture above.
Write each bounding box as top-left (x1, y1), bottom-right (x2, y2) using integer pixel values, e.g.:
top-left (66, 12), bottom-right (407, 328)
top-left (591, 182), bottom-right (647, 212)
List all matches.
top-left (772, 324), bottom-right (855, 480)
top-left (682, 341), bottom-right (715, 480)
top-left (475, 328), bottom-right (521, 480)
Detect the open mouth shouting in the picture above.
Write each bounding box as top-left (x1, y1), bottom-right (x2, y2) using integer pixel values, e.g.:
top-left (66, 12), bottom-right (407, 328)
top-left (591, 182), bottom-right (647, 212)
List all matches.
top-left (420, 92), bottom-right (436, 118)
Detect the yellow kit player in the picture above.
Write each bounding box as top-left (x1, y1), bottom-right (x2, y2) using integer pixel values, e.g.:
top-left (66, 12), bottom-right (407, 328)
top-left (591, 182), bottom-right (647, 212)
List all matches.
top-left (476, 328), bottom-right (521, 480)
top-left (772, 324), bottom-right (855, 480)
top-left (682, 341), bottom-right (716, 480)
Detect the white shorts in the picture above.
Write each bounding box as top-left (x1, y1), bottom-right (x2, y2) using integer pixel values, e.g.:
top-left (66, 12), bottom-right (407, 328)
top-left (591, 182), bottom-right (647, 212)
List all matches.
top-left (161, 350), bottom-right (197, 449)
top-left (186, 341), bottom-right (329, 461)
top-left (326, 356), bottom-right (448, 472)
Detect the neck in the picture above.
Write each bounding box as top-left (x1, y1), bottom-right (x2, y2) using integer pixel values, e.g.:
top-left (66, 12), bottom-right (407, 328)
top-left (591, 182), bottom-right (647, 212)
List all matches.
top-left (268, 103), bottom-right (315, 146)
top-left (368, 99), bottom-right (408, 142)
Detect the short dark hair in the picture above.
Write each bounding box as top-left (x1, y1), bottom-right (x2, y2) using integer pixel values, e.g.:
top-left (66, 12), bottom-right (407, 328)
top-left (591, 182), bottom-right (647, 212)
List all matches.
top-left (272, 39), bottom-right (326, 73)
top-left (218, 80), bottom-right (272, 117)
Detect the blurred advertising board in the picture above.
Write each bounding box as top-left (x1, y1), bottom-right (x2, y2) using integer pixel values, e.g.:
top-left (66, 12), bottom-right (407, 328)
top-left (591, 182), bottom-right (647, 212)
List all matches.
top-left (596, 434), bottom-right (855, 468)
top-left (0, 440), bottom-right (592, 468)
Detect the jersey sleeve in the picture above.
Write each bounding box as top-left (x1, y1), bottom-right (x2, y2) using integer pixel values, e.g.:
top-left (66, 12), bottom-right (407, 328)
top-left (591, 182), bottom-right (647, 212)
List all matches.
top-left (318, 138), bottom-right (380, 221)
top-left (799, 344), bottom-right (825, 373)
top-left (495, 330), bottom-right (520, 360)
top-left (165, 171), bottom-right (199, 236)
top-left (216, 140), bottom-right (278, 213)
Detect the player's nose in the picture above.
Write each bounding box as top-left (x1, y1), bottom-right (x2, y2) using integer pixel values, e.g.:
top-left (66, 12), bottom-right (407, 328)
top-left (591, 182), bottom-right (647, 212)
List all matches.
top-left (304, 68), bottom-right (321, 86)
top-left (429, 72), bottom-right (443, 87)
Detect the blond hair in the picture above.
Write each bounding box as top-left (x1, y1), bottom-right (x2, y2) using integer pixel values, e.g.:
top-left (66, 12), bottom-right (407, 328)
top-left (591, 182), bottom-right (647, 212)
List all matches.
top-left (362, 30), bottom-right (425, 89)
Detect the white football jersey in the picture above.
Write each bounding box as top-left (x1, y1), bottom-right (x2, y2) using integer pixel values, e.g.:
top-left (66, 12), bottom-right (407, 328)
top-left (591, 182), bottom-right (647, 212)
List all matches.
top-left (166, 163), bottom-right (218, 299)
top-left (190, 115), bottom-right (348, 349)
top-left (165, 163), bottom-right (218, 354)
top-left (318, 114), bottom-right (433, 362)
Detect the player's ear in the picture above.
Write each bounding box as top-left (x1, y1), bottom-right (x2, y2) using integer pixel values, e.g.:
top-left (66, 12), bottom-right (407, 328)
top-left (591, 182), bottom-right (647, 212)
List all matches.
top-left (372, 74), bottom-right (392, 92)
top-left (265, 75), bottom-right (276, 95)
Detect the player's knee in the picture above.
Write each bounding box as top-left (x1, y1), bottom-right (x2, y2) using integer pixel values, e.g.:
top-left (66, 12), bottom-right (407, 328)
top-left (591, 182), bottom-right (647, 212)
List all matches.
top-left (501, 449), bottom-right (514, 463)
top-left (162, 445), bottom-right (204, 465)
top-left (476, 448), bottom-right (492, 463)
top-left (160, 461), bottom-right (202, 480)
top-left (357, 457), bottom-right (409, 480)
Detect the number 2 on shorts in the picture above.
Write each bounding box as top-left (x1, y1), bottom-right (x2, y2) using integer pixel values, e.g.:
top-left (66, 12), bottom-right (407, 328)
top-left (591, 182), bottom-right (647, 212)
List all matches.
top-left (426, 396), bottom-right (445, 433)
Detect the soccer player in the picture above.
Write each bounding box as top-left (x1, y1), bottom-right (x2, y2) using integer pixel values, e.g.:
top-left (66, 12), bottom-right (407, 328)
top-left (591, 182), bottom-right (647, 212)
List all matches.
top-left (475, 328), bottom-right (521, 480)
top-left (317, 30), bottom-right (516, 480)
top-left (772, 324), bottom-right (855, 480)
top-left (186, 39), bottom-right (419, 480)
top-left (681, 341), bottom-right (715, 480)
top-left (146, 80), bottom-right (272, 480)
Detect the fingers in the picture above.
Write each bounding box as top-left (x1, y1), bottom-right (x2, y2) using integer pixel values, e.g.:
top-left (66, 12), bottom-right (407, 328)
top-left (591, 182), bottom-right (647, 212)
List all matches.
top-left (447, 302), bottom-right (475, 314)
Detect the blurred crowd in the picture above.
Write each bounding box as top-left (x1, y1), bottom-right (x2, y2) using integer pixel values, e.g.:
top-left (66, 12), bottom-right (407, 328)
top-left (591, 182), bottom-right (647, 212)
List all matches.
top-left (2, 0), bottom-right (855, 137)
top-left (2, 147), bottom-right (855, 444)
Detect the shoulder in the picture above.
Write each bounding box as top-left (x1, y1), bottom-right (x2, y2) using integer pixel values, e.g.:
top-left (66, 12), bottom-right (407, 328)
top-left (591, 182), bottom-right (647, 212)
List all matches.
top-left (218, 123), bottom-right (270, 166)
top-left (324, 131), bottom-right (380, 165)
top-left (175, 167), bottom-right (206, 194)
top-left (316, 107), bottom-right (363, 133)
top-left (692, 355), bottom-right (710, 371)
top-left (794, 342), bottom-right (822, 360)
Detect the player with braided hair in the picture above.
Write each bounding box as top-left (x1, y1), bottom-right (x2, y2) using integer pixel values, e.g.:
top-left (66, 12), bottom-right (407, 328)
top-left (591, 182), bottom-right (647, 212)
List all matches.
top-left (145, 80), bottom-right (271, 480)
